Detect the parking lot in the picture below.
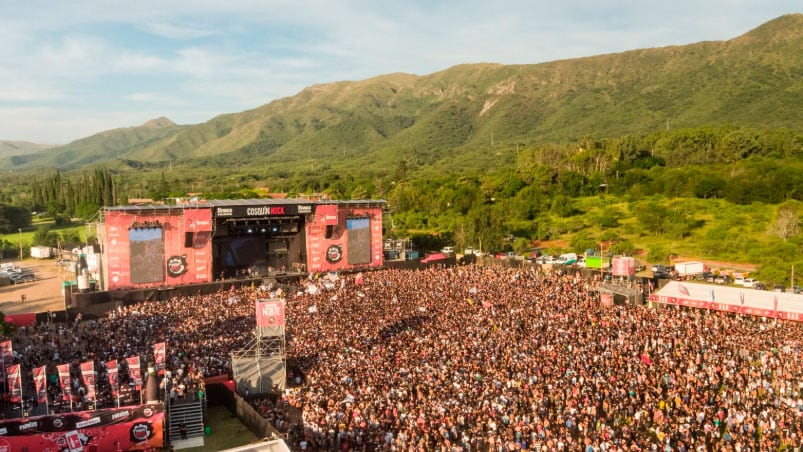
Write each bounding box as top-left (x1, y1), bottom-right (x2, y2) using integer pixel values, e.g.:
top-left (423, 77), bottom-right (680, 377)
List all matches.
top-left (0, 259), bottom-right (68, 315)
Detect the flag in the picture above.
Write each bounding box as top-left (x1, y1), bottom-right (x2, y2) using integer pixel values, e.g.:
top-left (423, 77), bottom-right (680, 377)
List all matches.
top-left (677, 284), bottom-right (690, 296)
top-left (482, 300), bottom-right (492, 309)
top-left (57, 364), bottom-right (72, 401)
top-left (0, 340), bottom-right (12, 380)
top-left (354, 272), bottom-right (364, 285)
top-left (6, 364), bottom-right (21, 403)
top-left (106, 360), bottom-right (119, 397)
top-left (33, 365), bottom-right (48, 404)
top-left (154, 342), bottom-right (166, 375)
top-left (80, 361), bottom-right (96, 400)
top-left (126, 356), bottom-right (142, 390)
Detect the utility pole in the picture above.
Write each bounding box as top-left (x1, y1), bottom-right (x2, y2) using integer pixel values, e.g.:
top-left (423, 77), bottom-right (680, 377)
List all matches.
top-left (18, 228), bottom-right (22, 260)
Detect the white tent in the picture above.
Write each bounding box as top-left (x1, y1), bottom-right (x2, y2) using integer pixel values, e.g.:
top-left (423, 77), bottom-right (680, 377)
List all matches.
top-left (649, 280), bottom-right (803, 321)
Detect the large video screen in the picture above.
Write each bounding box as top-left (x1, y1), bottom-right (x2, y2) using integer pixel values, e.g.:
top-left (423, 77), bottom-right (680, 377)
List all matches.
top-left (129, 227), bottom-right (165, 284)
top-left (347, 217), bottom-right (371, 264)
top-left (221, 237), bottom-right (267, 267)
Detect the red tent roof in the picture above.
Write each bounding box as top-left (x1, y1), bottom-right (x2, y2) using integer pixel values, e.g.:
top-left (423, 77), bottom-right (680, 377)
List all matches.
top-left (421, 253), bottom-right (448, 263)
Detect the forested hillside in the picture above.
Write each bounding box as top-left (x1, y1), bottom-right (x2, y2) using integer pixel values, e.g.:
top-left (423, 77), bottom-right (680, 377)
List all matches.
top-left (1, 14), bottom-right (802, 284)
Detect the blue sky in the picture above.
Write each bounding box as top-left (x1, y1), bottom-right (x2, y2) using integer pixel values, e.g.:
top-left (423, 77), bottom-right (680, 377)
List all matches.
top-left (0, 1), bottom-right (798, 144)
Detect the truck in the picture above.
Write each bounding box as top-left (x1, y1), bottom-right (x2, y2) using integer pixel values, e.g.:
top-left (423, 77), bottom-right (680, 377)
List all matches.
top-left (675, 261), bottom-right (704, 277)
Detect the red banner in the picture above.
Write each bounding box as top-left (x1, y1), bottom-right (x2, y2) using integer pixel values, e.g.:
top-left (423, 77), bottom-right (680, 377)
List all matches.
top-left (0, 403), bottom-right (164, 451)
top-left (107, 360), bottom-right (119, 397)
top-left (316, 204), bottom-right (339, 225)
top-left (127, 356), bottom-right (143, 389)
top-left (80, 361), bottom-right (96, 400)
top-left (154, 342), bottom-right (166, 375)
top-left (33, 365), bottom-right (48, 404)
top-left (6, 364), bottom-right (21, 403)
top-left (256, 299), bottom-right (285, 327)
top-left (58, 363), bottom-right (72, 401)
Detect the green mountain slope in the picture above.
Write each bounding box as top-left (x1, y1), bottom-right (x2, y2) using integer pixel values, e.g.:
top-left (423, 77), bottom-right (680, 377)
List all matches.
top-left (8, 14), bottom-right (803, 175)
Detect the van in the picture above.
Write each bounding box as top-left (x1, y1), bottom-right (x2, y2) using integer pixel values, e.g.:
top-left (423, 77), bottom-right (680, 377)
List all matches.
top-left (734, 276), bottom-right (745, 286)
top-left (441, 246), bottom-right (455, 255)
top-left (742, 278), bottom-right (756, 288)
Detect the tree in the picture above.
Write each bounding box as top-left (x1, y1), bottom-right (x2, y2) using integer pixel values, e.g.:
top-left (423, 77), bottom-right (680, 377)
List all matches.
top-left (768, 203), bottom-right (801, 241)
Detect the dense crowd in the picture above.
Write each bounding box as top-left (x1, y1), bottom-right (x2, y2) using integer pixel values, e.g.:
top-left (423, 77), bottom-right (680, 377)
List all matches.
top-left (278, 267), bottom-right (803, 451)
top-left (3, 264), bottom-right (803, 451)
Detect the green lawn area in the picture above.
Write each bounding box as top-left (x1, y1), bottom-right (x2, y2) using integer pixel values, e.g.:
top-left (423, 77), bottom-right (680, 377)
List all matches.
top-left (175, 405), bottom-right (261, 452)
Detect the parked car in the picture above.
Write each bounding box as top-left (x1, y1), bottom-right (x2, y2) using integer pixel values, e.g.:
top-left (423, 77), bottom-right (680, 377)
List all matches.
top-left (742, 278), bottom-right (757, 288)
top-left (714, 275), bottom-right (732, 285)
top-left (10, 272), bottom-right (36, 283)
top-left (753, 282), bottom-right (766, 291)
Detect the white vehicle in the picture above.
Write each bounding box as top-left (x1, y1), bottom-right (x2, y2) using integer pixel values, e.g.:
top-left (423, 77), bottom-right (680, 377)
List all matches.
top-left (441, 246), bottom-right (455, 255)
top-left (742, 278), bottom-right (757, 288)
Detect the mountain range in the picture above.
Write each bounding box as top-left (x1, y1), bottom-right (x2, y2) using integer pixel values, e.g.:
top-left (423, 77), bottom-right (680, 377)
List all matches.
top-left (2, 13), bottom-right (802, 176)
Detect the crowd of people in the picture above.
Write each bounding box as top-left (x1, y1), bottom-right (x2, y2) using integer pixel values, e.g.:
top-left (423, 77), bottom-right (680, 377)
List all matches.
top-left (277, 266), bottom-right (803, 451)
top-left (2, 264), bottom-right (803, 451)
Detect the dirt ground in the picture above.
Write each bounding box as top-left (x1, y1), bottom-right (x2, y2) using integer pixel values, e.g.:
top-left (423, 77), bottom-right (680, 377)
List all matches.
top-left (0, 258), bottom-right (70, 316)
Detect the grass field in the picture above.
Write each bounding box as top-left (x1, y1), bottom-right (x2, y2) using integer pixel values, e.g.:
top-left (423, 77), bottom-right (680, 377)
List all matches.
top-left (175, 405), bottom-right (261, 452)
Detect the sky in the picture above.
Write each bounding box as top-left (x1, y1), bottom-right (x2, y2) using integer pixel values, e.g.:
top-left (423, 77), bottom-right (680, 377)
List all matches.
top-left (0, 1), bottom-right (798, 145)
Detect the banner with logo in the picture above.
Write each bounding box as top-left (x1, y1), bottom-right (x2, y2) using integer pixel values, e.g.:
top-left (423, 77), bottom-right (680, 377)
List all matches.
top-left (106, 360), bottom-right (119, 397)
top-left (0, 403), bottom-right (164, 451)
top-left (57, 363), bottom-right (72, 401)
top-left (153, 342), bottom-right (166, 375)
top-left (7, 364), bottom-right (22, 403)
top-left (80, 361), bottom-right (96, 400)
top-left (256, 299), bottom-right (285, 328)
top-left (33, 365), bottom-right (48, 404)
top-left (126, 356), bottom-right (143, 389)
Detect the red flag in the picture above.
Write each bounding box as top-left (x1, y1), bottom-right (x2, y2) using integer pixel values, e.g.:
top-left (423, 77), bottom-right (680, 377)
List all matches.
top-left (65, 430), bottom-right (84, 452)
top-left (33, 365), bottom-right (48, 404)
top-left (256, 300), bottom-right (285, 328)
top-left (80, 361), bottom-right (96, 400)
top-left (0, 340), bottom-right (12, 380)
top-left (6, 364), bottom-right (22, 403)
top-left (106, 360), bottom-right (119, 397)
top-left (57, 363), bottom-right (72, 401)
top-left (677, 284), bottom-right (690, 296)
top-left (126, 356), bottom-right (142, 390)
top-left (154, 342), bottom-right (166, 375)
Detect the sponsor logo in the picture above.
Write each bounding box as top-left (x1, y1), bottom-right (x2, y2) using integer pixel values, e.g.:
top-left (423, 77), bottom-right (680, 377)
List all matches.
top-left (112, 410), bottom-right (131, 421)
top-left (52, 418), bottom-right (64, 429)
top-left (166, 255), bottom-right (188, 278)
top-left (326, 245), bottom-right (343, 264)
top-left (76, 417), bottom-right (101, 428)
top-left (297, 205), bottom-right (312, 213)
top-left (245, 206), bottom-right (286, 216)
top-left (19, 421), bottom-right (37, 431)
top-left (142, 407), bottom-right (154, 417)
top-left (130, 422), bottom-right (154, 442)
top-left (217, 207), bottom-right (233, 216)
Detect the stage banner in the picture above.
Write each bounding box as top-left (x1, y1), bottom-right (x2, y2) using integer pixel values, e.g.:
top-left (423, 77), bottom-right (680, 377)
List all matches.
top-left (316, 204), bottom-right (339, 225)
top-left (58, 363), bottom-right (72, 401)
top-left (7, 364), bottom-right (22, 403)
top-left (33, 365), bottom-right (48, 404)
top-left (256, 299), bottom-right (285, 328)
top-left (80, 361), bottom-right (96, 400)
top-left (106, 360), bottom-right (119, 397)
top-left (153, 342), bottom-right (166, 375)
top-left (0, 403), bottom-right (165, 451)
top-left (127, 356), bottom-right (143, 389)
top-left (0, 340), bottom-right (12, 379)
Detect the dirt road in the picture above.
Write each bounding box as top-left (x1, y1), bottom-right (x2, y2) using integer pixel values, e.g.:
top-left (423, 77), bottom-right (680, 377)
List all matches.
top-left (0, 259), bottom-right (70, 316)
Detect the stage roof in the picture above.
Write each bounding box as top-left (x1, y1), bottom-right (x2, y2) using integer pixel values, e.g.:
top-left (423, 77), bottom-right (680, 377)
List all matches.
top-left (103, 198), bottom-right (387, 212)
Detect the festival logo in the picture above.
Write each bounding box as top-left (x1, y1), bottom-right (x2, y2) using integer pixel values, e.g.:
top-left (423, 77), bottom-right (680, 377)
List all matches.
top-left (326, 245), bottom-right (343, 263)
top-left (130, 422), bottom-right (154, 442)
top-left (166, 255), bottom-right (188, 277)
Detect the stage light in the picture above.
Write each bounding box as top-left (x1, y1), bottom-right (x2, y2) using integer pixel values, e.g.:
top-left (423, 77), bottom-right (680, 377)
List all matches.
top-left (247, 228), bottom-right (254, 234)
top-left (260, 228), bottom-right (267, 233)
